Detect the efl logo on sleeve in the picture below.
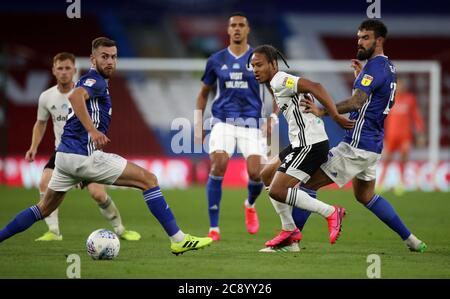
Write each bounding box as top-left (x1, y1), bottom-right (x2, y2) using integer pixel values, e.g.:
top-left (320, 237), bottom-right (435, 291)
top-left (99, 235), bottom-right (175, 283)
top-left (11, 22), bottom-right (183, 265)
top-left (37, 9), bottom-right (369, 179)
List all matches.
top-left (83, 78), bottom-right (96, 87)
top-left (282, 77), bottom-right (295, 90)
top-left (361, 74), bottom-right (373, 86)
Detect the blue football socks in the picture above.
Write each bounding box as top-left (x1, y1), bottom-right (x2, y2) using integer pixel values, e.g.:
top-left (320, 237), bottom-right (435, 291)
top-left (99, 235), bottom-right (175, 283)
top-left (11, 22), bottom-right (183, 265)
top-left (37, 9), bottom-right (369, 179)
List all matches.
top-left (0, 205), bottom-right (42, 242)
top-left (143, 186), bottom-right (180, 237)
top-left (206, 175), bottom-right (223, 227)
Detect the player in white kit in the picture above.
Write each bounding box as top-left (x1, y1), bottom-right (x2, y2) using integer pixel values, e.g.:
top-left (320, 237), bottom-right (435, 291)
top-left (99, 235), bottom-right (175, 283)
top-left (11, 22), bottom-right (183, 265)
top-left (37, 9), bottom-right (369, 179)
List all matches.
top-left (249, 45), bottom-right (355, 252)
top-left (24, 52), bottom-right (141, 241)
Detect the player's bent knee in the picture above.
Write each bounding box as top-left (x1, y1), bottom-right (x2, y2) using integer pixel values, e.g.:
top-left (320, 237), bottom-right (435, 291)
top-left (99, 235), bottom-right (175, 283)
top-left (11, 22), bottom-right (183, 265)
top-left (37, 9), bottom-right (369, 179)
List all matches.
top-left (90, 190), bottom-right (107, 203)
top-left (268, 187), bottom-right (285, 203)
top-left (142, 171), bottom-right (158, 190)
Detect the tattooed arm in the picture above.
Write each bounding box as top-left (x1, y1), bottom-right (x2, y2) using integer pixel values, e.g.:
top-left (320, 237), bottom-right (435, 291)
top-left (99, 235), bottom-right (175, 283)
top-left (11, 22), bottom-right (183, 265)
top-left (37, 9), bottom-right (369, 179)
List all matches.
top-left (301, 88), bottom-right (368, 117)
top-left (335, 89), bottom-right (368, 114)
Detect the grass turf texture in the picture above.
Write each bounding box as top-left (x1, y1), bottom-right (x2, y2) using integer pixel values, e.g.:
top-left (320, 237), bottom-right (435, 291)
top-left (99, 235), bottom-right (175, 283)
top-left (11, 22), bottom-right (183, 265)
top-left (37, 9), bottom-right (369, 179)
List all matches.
top-left (0, 186), bottom-right (449, 278)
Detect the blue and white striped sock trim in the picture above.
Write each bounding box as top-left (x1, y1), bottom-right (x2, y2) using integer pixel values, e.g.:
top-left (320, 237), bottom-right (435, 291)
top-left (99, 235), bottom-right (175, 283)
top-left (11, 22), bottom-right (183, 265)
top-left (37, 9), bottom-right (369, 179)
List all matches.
top-left (209, 174), bottom-right (224, 181)
top-left (299, 186), bottom-right (317, 198)
top-left (143, 188), bottom-right (164, 202)
top-left (366, 194), bottom-right (380, 209)
top-left (30, 205), bottom-right (42, 220)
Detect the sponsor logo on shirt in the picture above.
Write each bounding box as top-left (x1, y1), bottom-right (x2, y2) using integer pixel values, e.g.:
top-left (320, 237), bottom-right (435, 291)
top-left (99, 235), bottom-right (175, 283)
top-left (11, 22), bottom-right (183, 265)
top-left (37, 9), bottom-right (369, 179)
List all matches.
top-left (83, 78), bottom-right (96, 87)
top-left (221, 64), bottom-right (228, 70)
top-left (226, 72), bottom-right (248, 89)
top-left (361, 74), bottom-right (373, 86)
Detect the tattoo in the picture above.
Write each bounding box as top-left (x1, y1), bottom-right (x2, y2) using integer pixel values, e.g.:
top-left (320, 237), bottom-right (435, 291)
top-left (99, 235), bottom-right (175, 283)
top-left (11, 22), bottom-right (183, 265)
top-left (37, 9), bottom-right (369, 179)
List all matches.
top-left (335, 89), bottom-right (368, 114)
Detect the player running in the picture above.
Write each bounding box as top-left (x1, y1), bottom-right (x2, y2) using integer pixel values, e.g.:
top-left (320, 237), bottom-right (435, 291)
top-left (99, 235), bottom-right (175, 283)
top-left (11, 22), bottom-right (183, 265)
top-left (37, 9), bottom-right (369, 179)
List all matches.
top-left (25, 52), bottom-right (141, 241)
top-left (195, 12), bottom-right (275, 240)
top-left (0, 37), bottom-right (212, 255)
top-left (297, 20), bottom-right (426, 252)
top-left (249, 44), bottom-right (355, 252)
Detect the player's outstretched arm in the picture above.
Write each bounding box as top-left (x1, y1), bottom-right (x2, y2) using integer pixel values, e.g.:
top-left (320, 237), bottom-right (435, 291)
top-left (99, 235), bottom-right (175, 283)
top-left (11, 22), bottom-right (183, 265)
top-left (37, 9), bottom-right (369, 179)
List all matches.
top-left (25, 120), bottom-right (47, 162)
top-left (68, 87), bottom-right (110, 149)
top-left (297, 78), bottom-right (355, 129)
top-left (301, 88), bottom-right (368, 117)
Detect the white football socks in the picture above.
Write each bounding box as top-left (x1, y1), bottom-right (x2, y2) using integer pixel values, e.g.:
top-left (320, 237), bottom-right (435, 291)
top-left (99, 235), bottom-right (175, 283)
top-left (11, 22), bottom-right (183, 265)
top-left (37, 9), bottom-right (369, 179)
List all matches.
top-left (285, 188), bottom-right (334, 218)
top-left (98, 196), bottom-right (125, 236)
top-left (41, 192), bottom-right (60, 235)
top-left (170, 230), bottom-right (185, 243)
top-left (209, 227), bottom-right (220, 233)
top-left (405, 234), bottom-right (422, 250)
top-left (270, 197), bottom-right (296, 231)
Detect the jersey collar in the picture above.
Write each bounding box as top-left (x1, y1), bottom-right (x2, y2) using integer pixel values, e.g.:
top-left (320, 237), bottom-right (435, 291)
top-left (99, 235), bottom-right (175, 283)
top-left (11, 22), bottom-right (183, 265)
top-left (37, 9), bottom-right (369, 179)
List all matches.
top-left (227, 45), bottom-right (250, 59)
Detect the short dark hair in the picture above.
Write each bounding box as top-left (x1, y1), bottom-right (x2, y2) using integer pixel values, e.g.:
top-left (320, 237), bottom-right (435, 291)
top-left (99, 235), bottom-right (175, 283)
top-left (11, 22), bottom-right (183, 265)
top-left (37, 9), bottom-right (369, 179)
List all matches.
top-left (91, 37), bottom-right (116, 53)
top-left (53, 52), bottom-right (76, 65)
top-left (359, 19), bottom-right (388, 39)
top-left (228, 11), bottom-right (249, 25)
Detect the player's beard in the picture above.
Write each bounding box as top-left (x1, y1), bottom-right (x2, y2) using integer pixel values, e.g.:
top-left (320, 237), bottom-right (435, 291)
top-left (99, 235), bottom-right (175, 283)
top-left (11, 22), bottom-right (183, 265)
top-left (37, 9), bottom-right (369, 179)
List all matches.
top-left (97, 65), bottom-right (114, 79)
top-left (356, 42), bottom-right (376, 60)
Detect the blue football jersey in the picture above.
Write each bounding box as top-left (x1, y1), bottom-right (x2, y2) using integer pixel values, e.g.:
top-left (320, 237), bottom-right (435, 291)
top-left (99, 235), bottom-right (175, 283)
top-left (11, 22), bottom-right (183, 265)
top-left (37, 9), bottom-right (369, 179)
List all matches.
top-left (343, 55), bottom-right (397, 154)
top-left (58, 68), bottom-right (112, 156)
top-left (201, 46), bottom-right (264, 127)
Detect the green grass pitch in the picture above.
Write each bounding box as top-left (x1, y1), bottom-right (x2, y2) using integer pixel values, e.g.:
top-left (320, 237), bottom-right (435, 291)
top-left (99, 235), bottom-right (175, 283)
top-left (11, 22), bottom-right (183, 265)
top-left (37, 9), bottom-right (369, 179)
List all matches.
top-left (0, 186), bottom-right (449, 278)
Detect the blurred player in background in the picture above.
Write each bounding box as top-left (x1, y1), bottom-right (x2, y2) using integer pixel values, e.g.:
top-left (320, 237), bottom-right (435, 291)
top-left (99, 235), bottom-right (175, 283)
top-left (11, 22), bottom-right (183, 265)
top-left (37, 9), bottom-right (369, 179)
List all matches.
top-left (195, 12), bottom-right (274, 241)
top-left (301, 19), bottom-right (427, 252)
top-left (1, 37), bottom-right (212, 255)
top-left (250, 45), bottom-right (355, 252)
top-left (25, 52), bottom-right (141, 241)
top-left (377, 77), bottom-right (426, 195)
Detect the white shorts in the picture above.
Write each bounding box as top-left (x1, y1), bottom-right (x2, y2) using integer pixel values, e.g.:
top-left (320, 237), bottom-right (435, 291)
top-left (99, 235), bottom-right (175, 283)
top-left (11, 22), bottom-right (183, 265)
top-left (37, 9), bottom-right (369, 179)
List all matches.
top-left (320, 142), bottom-right (381, 188)
top-left (48, 151), bottom-right (127, 192)
top-left (208, 122), bottom-right (267, 158)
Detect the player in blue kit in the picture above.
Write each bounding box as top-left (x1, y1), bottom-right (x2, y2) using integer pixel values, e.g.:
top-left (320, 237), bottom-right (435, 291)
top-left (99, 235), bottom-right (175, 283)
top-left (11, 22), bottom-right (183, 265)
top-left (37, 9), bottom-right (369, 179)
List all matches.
top-left (195, 12), bottom-right (273, 240)
top-left (296, 20), bottom-right (427, 252)
top-left (0, 37), bottom-right (212, 255)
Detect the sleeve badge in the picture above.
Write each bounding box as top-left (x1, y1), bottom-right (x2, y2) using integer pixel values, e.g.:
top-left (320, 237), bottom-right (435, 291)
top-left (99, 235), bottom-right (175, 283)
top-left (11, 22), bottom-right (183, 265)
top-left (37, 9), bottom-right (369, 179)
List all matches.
top-left (361, 74), bottom-right (373, 86)
top-left (83, 78), bottom-right (96, 87)
top-left (282, 77), bottom-right (295, 90)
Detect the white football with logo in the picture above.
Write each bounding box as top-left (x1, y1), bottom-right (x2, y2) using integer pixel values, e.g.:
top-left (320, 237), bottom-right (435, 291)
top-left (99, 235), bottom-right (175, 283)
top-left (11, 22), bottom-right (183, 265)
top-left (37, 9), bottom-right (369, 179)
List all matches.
top-left (86, 229), bottom-right (120, 260)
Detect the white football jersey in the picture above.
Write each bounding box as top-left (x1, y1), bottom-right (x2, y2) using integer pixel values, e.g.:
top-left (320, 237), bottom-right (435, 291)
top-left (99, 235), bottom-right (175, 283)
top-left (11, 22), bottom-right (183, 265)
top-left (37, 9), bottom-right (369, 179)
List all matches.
top-left (37, 85), bottom-right (72, 149)
top-left (270, 71), bottom-right (328, 148)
